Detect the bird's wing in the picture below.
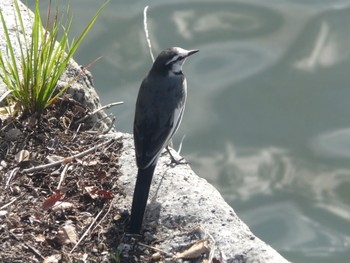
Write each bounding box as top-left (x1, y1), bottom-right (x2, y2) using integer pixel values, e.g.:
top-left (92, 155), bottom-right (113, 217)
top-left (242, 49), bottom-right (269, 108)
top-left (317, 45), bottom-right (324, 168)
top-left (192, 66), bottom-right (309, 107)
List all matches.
top-left (168, 78), bottom-right (187, 140)
top-left (134, 76), bottom-right (186, 169)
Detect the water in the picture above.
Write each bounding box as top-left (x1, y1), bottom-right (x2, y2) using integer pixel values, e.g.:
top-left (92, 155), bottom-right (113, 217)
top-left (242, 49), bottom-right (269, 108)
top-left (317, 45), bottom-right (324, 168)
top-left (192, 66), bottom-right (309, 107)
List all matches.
top-left (31, 1), bottom-right (350, 262)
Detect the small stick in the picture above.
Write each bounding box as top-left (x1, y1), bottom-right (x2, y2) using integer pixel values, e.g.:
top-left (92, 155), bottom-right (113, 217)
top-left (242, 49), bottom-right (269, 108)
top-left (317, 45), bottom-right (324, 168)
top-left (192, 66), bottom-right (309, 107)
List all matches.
top-left (5, 167), bottom-right (20, 189)
top-left (9, 231), bottom-right (44, 260)
top-left (137, 242), bottom-right (172, 257)
top-left (0, 196), bottom-right (19, 210)
top-left (199, 225), bottom-right (216, 262)
top-left (72, 123), bottom-right (82, 140)
top-left (92, 199), bottom-right (114, 232)
top-left (26, 244), bottom-right (45, 260)
top-left (22, 139), bottom-right (113, 173)
top-left (75, 101), bottom-right (123, 124)
top-left (177, 134), bottom-right (186, 155)
top-left (143, 6), bottom-right (155, 62)
top-left (70, 207), bottom-right (104, 254)
top-left (87, 114), bottom-right (114, 134)
top-left (57, 164), bottom-right (70, 190)
top-left (102, 115), bottom-right (116, 134)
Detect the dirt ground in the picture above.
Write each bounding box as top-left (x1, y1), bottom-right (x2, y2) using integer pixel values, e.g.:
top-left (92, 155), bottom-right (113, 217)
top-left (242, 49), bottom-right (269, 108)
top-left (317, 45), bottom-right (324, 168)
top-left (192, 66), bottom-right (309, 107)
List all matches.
top-left (0, 96), bottom-right (142, 262)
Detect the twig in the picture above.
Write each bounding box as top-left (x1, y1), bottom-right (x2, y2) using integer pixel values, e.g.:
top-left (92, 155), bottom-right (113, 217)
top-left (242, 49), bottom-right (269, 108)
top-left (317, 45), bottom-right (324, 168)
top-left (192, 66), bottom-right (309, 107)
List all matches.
top-left (5, 167), bottom-right (20, 189)
top-left (57, 164), bottom-right (70, 190)
top-left (70, 207), bottom-right (104, 254)
top-left (87, 113), bottom-right (115, 134)
top-left (177, 134), bottom-right (186, 155)
top-left (75, 101), bottom-right (123, 124)
top-left (199, 225), bottom-right (216, 262)
top-left (72, 123), bottom-right (82, 140)
top-left (92, 199), bottom-right (114, 232)
top-left (0, 196), bottom-right (19, 209)
top-left (26, 244), bottom-right (45, 260)
top-left (143, 6), bottom-right (154, 62)
top-left (9, 231), bottom-right (44, 260)
top-left (102, 115), bottom-right (116, 134)
top-left (22, 139), bottom-right (113, 173)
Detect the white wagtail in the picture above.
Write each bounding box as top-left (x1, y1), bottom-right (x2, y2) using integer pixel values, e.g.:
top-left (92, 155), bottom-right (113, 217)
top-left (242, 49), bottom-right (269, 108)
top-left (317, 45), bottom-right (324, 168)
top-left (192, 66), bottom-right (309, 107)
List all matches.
top-left (129, 47), bottom-right (199, 234)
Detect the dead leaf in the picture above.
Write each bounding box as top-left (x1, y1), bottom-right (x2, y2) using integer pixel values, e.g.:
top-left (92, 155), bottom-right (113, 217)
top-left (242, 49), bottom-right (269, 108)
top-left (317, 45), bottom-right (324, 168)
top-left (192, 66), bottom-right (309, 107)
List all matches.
top-left (42, 192), bottom-right (64, 210)
top-left (84, 186), bottom-right (99, 199)
top-left (174, 240), bottom-right (210, 260)
top-left (84, 186), bottom-right (113, 200)
top-left (15, 150), bottom-right (30, 163)
top-left (52, 201), bottom-right (74, 211)
top-left (96, 190), bottom-right (113, 200)
top-left (58, 224), bottom-right (77, 245)
top-left (42, 254), bottom-right (61, 263)
top-left (34, 234), bottom-right (46, 242)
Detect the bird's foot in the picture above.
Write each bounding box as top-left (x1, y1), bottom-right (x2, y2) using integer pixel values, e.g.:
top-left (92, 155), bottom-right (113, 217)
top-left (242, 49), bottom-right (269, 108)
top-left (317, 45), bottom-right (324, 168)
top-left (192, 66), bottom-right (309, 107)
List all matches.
top-left (166, 147), bottom-right (189, 167)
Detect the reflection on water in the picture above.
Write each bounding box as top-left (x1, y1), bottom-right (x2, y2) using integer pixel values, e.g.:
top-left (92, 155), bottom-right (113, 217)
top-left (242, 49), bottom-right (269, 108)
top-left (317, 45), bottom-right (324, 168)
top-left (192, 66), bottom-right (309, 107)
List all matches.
top-left (189, 143), bottom-right (350, 259)
top-left (29, 1), bottom-right (350, 262)
top-left (294, 10), bottom-right (350, 71)
top-left (310, 128), bottom-right (350, 158)
top-left (243, 202), bottom-right (350, 257)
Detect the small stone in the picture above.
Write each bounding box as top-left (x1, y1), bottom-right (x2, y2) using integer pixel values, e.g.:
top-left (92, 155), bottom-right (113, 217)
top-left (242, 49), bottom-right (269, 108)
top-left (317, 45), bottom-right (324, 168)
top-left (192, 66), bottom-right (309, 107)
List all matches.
top-left (0, 160), bottom-right (7, 168)
top-left (0, 211), bottom-right (8, 217)
top-left (12, 186), bottom-right (21, 195)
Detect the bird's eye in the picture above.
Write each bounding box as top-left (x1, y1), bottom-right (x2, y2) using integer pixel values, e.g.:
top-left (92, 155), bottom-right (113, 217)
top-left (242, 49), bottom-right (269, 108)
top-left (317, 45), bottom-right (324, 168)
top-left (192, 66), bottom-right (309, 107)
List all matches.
top-left (166, 55), bottom-right (184, 65)
top-left (172, 56), bottom-right (183, 64)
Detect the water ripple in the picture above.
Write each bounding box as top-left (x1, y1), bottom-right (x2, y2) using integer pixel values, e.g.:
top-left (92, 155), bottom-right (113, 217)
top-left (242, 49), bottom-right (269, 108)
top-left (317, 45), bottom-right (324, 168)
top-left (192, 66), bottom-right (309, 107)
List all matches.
top-left (188, 144), bottom-right (350, 257)
top-left (150, 2), bottom-right (283, 43)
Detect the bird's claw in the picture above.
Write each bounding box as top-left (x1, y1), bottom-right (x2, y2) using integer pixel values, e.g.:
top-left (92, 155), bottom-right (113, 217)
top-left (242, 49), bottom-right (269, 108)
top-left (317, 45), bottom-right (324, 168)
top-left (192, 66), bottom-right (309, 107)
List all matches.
top-left (166, 147), bottom-right (189, 167)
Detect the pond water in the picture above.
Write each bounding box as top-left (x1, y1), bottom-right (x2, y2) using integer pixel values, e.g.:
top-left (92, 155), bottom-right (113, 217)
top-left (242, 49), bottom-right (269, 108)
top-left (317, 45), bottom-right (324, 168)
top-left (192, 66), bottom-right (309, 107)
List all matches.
top-left (32, 1), bottom-right (350, 262)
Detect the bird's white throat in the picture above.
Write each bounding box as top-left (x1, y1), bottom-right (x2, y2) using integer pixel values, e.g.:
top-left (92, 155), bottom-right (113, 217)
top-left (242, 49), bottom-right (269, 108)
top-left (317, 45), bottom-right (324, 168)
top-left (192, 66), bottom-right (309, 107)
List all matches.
top-left (169, 58), bottom-right (186, 76)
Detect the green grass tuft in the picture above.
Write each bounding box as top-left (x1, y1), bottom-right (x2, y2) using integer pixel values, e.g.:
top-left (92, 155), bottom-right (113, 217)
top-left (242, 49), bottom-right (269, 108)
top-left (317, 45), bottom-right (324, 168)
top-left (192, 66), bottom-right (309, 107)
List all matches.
top-left (0, 0), bottom-right (109, 115)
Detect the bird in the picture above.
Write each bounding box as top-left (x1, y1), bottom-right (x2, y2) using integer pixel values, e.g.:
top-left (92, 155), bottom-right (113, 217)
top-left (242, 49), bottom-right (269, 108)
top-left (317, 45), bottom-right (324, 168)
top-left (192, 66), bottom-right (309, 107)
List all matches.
top-left (129, 47), bottom-right (199, 234)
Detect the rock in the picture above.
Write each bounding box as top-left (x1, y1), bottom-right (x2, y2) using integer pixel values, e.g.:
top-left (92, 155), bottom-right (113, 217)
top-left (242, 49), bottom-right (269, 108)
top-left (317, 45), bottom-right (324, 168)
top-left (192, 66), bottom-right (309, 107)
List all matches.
top-left (0, 0), bottom-right (289, 262)
top-left (116, 133), bottom-right (289, 262)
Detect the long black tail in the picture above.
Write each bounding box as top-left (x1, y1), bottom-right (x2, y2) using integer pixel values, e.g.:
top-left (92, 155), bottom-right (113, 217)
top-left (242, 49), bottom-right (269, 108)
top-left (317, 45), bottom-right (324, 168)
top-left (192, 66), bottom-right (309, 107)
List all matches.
top-left (129, 164), bottom-right (156, 234)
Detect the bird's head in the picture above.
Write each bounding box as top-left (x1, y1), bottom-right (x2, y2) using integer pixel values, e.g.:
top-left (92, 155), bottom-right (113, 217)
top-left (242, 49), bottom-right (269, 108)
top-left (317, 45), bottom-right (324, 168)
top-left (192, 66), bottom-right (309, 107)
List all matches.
top-left (151, 47), bottom-right (199, 75)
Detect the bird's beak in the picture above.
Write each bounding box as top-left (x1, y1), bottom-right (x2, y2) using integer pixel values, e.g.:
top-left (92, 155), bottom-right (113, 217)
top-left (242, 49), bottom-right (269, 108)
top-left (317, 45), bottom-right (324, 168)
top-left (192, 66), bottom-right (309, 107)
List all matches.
top-left (186, 49), bottom-right (199, 57)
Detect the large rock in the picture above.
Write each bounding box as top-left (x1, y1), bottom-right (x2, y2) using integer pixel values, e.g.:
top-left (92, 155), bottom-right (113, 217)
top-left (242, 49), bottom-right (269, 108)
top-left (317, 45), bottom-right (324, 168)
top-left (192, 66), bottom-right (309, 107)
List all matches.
top-left (116, 133), bottom-right (289, 262)
top-left (0, 0), bottom-right (289, 262)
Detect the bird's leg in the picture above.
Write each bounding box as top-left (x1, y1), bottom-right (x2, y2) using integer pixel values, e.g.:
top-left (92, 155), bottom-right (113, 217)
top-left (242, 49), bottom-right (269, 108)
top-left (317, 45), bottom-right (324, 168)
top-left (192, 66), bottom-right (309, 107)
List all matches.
top-left (166, 146), bottom-right (188, 167)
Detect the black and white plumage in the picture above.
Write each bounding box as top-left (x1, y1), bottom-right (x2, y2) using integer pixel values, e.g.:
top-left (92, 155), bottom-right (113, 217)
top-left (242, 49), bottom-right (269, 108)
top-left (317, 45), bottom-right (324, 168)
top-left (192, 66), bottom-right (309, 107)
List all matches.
top-left (129, 47), bottom-right (199, 234)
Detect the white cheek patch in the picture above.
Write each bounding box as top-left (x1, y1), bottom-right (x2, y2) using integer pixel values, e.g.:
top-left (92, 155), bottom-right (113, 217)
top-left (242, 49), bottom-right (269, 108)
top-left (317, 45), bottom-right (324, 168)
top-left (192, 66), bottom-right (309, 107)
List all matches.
top-left (171, 61), bottom-right (183, 73)
top-left (165, 47), bottom-right (192, 74)
top-left (165, 47), bottom-right (190, 65)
